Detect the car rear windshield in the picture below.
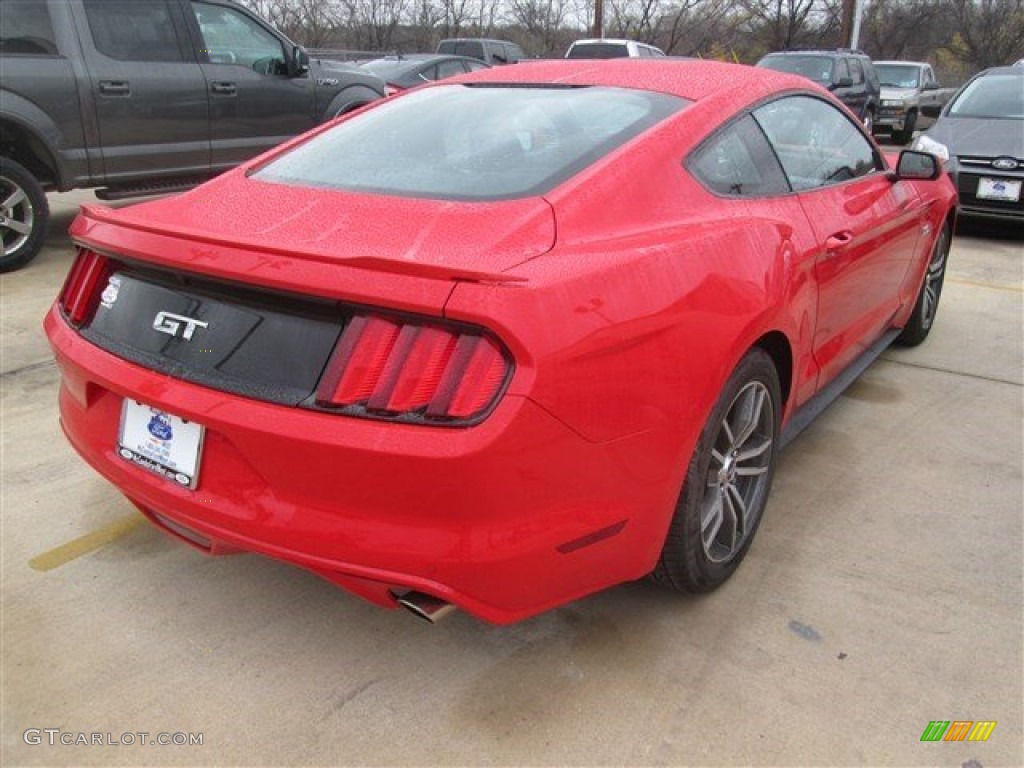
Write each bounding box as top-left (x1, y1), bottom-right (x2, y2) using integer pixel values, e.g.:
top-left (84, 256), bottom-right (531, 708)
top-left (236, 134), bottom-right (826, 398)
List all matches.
top-left (438, 41), bottom-right (482, 59)
top-left (361, 58), bottom-right (414, 79)
top-left (566, 43), bottom-right (630, 59)
top-left (948, 74), bottom-right (1024, 119)
top-left (759, 55), bottom-right (834, 84)
top-left (253, 84), bottom-right (687, 201)
top-left (876, 64), bottom-right (920, 88)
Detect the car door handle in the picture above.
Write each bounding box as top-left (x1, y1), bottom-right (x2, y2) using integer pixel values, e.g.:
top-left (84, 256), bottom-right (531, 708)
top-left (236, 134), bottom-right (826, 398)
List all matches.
top-left (98, 80), bottom-right (130, 96)
top-left (210, 81), bottom-right (237, 96)
top-left (825, 231), bottom-right (854, 251)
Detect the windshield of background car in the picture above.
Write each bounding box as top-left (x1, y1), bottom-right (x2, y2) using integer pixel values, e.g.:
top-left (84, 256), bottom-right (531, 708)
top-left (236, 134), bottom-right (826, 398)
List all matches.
top-left (253, 85), bottom-right (687, 200)
top-left (947, 74), bottom-right (1024, 118)
top-left (567, 43), bottom-right (630, 59)
top-left (759, 55), bottom-right (834, 84)
top-left (876, 64), bottom-right (920, 88)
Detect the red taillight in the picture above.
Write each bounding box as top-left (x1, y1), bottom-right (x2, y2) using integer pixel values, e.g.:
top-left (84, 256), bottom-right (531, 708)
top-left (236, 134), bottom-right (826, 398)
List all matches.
top-left (316, 315), bottom-right (511, 424)
top-left (58, 248), bottom-right (113, 326)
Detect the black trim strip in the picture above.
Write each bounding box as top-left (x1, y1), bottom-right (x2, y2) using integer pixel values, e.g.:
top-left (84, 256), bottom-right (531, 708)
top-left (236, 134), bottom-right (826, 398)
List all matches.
top-left (781, 328), bottom-right (900, 448)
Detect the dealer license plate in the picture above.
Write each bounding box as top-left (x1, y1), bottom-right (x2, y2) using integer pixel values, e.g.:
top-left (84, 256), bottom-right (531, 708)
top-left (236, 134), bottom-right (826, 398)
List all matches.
top-left (117, 400), bottom-right (204, 489)
top-left (977, 177), bottom-right (1022, 202)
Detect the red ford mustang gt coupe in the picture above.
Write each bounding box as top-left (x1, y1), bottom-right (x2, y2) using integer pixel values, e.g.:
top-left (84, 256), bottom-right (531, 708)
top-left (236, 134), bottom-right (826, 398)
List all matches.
top-left (46, 60), bottom-right (956, 624)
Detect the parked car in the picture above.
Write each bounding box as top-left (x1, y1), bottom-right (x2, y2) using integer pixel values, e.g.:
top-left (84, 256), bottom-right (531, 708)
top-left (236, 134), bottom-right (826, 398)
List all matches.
top-left (0, 0), bottom-right (386, 272)
top-left (873, 60), bottom-right (952, 144)
top-left (362, 54), bottom-right (489, 94)
top-left (914, 65), bottom-right (1024, 221)
top-left (436, 38), bottom-right (523, 65)
top-left (46, 59), bottom-right (955, 625)
top-left (565, 38), bottom-right (666, 58)
top-left (756, 49), bottom-right (881, 130)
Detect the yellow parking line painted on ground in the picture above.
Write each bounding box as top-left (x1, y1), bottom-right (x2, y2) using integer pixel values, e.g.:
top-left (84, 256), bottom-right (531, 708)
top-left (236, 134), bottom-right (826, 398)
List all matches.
top-left (29, 514), bottom-right (146, 572)
top-left (947, 276), bottom-right (1024, 293)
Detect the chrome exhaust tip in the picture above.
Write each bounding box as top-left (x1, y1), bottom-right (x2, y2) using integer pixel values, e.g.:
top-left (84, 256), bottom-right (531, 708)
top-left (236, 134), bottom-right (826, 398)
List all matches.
top-left (396, 591), bottom-right (457, 623)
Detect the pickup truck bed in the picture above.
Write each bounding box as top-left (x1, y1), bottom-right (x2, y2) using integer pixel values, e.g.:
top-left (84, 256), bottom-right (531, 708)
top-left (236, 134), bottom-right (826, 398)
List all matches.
top-left (0, 0), bottom-right (385, 271)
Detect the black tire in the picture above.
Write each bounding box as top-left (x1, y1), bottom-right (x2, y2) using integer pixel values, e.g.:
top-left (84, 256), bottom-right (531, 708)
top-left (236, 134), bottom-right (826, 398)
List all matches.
top-left (893, 110), bottom-right (917, 145)
top-left (862, 108), bottom-right (875, 133)
top-left (0, 157), bottom-right (49, 272)
top-left (895, 222), bottom-right (950, 347)
top-left (651, 348), bottom-right (781, 593)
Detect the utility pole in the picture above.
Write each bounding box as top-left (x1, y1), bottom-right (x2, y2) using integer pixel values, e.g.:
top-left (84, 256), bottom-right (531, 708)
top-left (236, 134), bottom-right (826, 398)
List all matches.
top-left (850, 0), bottom-right (864, 49)
top-left (839, 0), bottom-right (855, 47)
top-left (839, 0), bottom-right (865, 49)
top-left (593, 0), bottom-right (603, 38)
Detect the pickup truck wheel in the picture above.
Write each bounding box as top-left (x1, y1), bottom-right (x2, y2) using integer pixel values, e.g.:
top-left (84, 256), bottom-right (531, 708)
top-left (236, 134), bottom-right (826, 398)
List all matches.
top-left (893, 111), bottom-right (917, 145)
top-left (0, 158), bottom-right (49, 272)
top-left (862, 109), bottom-right (874, 133)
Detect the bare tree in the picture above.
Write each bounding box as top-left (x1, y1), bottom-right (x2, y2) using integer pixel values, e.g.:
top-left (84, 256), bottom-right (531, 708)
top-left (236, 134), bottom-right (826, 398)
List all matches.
top-left (944, 0), bottom-right (1024, 69)
top-left (339, 0), bottom-right (411, 50)
top-left (507, 0), bottom-right (574, 52)
top-left (739, 0), bottom-right (822, 52)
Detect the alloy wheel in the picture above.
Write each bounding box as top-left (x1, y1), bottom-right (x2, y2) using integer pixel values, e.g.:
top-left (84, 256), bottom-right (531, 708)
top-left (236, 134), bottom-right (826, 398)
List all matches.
top-left (0, 174), bottom-right (34, 257)
top-left (699, 381), bottom-right (775, 563)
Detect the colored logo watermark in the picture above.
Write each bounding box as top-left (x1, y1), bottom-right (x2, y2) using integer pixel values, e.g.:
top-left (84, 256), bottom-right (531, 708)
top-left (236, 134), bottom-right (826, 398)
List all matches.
top-left (921, 721), bottom-right (996, 742)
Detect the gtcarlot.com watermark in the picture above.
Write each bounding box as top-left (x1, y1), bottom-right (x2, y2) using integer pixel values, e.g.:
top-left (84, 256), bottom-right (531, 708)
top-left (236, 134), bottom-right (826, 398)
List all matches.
top-left (24, 729), bottom-right (203, 747)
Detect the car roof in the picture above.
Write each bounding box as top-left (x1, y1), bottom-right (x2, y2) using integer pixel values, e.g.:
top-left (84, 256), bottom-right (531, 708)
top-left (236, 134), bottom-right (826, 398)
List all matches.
top-left (368, 54), bottom-right (478, 64)
top-left (449, 58), bottom-right (812, 103)
top-left (874, 60), bottom-right (928, 67)
top-left (978, 65), bottom-right (1024, 76)
top-left (571, 38), bottom-right (639, 46)
top-left (762, 49), bottom-right (867, 58)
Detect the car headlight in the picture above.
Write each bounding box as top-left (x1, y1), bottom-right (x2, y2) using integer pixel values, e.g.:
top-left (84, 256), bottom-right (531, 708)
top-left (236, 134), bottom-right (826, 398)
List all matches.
top-left (882, 99), bottom-right (904, 107)
top-left (911, 135), bottom-right (950, 163)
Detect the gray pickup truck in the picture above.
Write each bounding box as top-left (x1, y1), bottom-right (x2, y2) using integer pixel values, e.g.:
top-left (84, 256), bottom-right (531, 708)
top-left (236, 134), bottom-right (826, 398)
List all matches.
top-left (872, 60), bottom-right (954, 145)
top-left (0, 0), bottom-right (386, 271)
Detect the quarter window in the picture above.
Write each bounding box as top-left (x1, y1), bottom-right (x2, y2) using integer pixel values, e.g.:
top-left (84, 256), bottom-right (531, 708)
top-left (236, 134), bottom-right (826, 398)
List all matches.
top-left (0, 0), bottom-right (58, 56)
top-left (688, 116), bottom-right (790, 197)
top-left (753, 96), bottom-right (880, 191)
top-left (83, 0), bottom-right (183, 62)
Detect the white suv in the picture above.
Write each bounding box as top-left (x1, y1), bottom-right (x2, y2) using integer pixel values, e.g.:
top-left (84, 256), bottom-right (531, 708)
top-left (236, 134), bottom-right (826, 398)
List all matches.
top-left (565, 39), bottom-right (665, 59)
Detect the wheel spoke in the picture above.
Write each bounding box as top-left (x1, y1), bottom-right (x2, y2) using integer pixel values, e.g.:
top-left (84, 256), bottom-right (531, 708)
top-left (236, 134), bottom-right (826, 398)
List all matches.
top-left (700, 491), bottom-right (725, 550)
top-left (731, 386), bottom-right (765, 448)
top-left (727, 484), bottom-right (748, 534)
top-left (2, 187), bottom-right (27, 210)
top-left (720, 488), bottom-right (739, 550)
top-left (734, 434), bottom-right (772, 464)
top-left (3, 219), bottom-right (31, 236)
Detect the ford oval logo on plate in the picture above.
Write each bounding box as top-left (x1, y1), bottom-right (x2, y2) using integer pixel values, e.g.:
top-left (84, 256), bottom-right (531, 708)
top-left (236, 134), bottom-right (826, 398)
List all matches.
top-left (992, 157), bottom-right (1020, 171)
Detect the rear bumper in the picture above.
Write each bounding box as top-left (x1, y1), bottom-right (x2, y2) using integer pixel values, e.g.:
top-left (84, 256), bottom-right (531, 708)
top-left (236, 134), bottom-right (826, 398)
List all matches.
top-left (46, 307), bottom-right (673, 624)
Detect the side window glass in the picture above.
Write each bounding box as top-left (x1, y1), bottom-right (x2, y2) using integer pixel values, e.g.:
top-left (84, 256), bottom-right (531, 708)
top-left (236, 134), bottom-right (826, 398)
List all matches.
top-left (849, 59), bottom-right (864, 84)
top-left (83, 0), bottom-right (183, 62)
top-left (436, 60), bottom-right (465, 79)
top-left (753, 96), bottom-right (880, 191)
top-left (0, 0), bottom-right (58, 56)
top-left (835, 59), bottom-right (851, 82)
top-left (190, 2), bottom-right (284, 74)
top-left (688, 115), bottom-right (791, 197)
top-left (465, 61), bottom-right (488, 73)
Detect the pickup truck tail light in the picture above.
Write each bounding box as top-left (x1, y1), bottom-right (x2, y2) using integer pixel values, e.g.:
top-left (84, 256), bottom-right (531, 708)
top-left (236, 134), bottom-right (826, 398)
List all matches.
top-left (315, 314), bottom-right (511, 425)
top-left (59, 248), bottom-right (114, 326)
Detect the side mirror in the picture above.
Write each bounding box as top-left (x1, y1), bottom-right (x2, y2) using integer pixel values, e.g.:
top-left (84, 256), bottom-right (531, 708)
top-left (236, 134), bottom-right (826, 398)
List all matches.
top-left (288, 45), bottom-right (310, 77)
top-left (894, 150), bottom-right (941, 181)
top-left (830, 76), bottom-right (853, 89)
top-left (921, 103), bottom-right (943, 119)
top-left (922, 82), bottom-right (939, 91)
